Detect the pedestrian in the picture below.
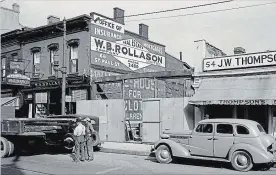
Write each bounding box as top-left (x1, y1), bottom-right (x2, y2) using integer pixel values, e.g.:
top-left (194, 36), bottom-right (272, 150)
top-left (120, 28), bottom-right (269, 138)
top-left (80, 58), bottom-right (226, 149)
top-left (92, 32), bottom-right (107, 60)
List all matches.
top-left (204, 114), bottom-right (210, 120)
top-left (73, 117), bottom-right (86, 162)
top-left (83, 117), bottom-right (95, 161)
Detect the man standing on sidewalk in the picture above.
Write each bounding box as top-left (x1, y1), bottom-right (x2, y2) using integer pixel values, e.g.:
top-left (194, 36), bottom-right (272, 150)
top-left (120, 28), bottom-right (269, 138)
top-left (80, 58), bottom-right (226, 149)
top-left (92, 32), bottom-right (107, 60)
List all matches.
top-left (73, 118), bottom-right (86, 162)
top-left (84, 117), bottom-right (95, 161)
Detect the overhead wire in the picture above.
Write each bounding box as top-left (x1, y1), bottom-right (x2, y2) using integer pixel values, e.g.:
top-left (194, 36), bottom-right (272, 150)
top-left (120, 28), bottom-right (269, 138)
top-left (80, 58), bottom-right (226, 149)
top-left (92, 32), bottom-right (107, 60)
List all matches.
top-left (120, 0), bottom-right (234, 19)
top-left (125, 1), bottom-right (276, 22)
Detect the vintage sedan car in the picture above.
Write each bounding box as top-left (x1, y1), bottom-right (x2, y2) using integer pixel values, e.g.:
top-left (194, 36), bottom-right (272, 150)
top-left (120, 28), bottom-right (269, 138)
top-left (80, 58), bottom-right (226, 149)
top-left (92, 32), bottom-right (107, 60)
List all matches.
top-left (151, 119), bottom-right (276, 172)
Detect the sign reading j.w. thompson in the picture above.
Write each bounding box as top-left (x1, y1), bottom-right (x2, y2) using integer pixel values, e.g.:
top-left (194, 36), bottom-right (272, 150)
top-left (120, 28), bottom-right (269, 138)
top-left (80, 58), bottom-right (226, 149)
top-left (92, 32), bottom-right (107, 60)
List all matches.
top-left (203, 51), bottom-right (276, 71)
top-left (91, 36), bottom-right (165, 71)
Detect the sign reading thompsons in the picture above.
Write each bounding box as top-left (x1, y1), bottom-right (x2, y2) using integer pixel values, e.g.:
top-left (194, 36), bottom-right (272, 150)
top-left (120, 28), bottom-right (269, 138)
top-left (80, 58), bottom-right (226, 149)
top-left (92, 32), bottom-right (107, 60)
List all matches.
top-left (90, 13), bottom-right (166, 72)
top-left (203, 51), bottom-right (276, 71)
top-left (197, 99), bottom-right (276, 105)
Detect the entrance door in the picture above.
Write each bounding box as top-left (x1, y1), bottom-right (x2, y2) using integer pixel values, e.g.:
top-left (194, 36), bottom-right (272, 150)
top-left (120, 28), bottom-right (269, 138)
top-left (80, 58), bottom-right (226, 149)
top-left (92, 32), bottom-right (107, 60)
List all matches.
top-left (189, 123), bottom-right (214, 157)
top-left (142, 100), bottom-right (160, 143)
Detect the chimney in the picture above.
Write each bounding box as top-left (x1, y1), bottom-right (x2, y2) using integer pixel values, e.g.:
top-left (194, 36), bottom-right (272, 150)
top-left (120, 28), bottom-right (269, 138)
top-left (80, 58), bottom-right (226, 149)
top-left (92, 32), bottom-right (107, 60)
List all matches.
top-left (113, 7), bottom-right (125, 25)
top-left (179, 52), bottom-right (183, 61)
top-left (139, 24), bottom-right (149, 39)
top-left (234, 47), bottom-right (246, 55)
top-left (12, 3), bottom-right (20, 13)
top-left (47, 15), bottom-right (60, 24)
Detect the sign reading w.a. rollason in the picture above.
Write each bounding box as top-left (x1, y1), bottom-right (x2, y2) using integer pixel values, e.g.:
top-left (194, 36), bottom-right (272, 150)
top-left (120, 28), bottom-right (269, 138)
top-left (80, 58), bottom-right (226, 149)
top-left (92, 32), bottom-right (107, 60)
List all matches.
top-left (90, 13), bottom-right (166, 72)
top-left (203, 51), bottom-right (276, 71)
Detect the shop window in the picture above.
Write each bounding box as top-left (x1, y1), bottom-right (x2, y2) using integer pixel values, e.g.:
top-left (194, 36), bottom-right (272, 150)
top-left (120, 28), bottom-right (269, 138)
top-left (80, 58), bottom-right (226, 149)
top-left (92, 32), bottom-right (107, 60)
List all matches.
top-left (47, 43), bottom-right (59, 76)
top-left (217, 124), bottom-right (233, 134)
top-left (195, 124), bottom-right (213, 133)
top-left (67, 39), bottom-right (79, 74)
top-left (236, 125), bottom-right (250, 135)
top-left (273, 106), bottom-right (276, 135)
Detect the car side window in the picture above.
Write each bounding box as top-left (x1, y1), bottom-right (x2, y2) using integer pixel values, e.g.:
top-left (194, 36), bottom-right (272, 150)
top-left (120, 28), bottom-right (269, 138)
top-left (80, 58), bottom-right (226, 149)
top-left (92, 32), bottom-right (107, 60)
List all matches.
top-left (236, 125), bottom-right (250, 135)
top-left (217, 124), bottom-right (233, 134)
top-left (195, 124), bottom-right (213, 133)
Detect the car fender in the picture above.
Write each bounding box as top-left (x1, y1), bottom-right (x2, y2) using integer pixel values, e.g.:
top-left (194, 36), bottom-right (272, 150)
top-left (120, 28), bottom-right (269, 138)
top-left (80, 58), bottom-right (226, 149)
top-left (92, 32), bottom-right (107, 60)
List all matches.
top-left (228, 143), bottom-right (274, 164)
top-left (154, 139), bottom-right (190, 158)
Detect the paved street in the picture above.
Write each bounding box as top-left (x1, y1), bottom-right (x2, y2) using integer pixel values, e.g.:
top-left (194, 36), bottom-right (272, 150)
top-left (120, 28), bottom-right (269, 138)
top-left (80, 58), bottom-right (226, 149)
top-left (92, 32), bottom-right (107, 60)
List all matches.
top-left (1, 152), bottom-right (275, 175)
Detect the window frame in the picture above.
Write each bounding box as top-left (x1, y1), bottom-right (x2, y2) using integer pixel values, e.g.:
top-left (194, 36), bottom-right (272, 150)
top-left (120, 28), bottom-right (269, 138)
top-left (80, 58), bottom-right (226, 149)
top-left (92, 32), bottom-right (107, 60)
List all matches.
top-left (215, 123), bottom-right (234, 135)
top-left (69, 45), bottom-right (78, 73)
top-left (195, 123), bottom-right (214, 134)
top-left (235, 124), bottom-right (250, 135)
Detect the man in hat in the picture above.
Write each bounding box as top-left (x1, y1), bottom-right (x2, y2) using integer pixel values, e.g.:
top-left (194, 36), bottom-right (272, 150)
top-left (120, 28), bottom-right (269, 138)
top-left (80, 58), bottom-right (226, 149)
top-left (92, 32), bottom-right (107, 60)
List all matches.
top-left (73, 117), bottom-right (86, 162)
top-left (83, 117), bottom-right (95, 161)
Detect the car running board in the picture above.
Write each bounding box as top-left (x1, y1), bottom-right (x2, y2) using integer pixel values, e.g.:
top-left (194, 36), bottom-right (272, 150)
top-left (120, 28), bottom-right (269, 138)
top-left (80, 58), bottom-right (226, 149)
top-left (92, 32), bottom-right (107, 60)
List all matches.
top-left (183, 155), bottom-right (230, 162)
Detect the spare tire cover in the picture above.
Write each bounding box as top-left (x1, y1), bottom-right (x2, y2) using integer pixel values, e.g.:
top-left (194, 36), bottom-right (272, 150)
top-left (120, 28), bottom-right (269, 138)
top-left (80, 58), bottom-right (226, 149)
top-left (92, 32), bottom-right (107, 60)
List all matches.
top-left (91, 131), bottom-right (100, 147)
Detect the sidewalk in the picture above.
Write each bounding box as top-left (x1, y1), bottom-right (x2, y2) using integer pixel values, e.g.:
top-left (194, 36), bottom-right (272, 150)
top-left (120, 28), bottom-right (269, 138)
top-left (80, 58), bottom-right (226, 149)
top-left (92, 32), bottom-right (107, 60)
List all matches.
top-left (99, 142), bottom-right (154, 156)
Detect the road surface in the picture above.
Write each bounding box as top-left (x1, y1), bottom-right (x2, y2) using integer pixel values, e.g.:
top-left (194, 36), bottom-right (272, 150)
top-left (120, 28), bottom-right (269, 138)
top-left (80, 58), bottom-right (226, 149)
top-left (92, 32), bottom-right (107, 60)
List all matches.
top-left (1, 152), bottom-right (275, 174)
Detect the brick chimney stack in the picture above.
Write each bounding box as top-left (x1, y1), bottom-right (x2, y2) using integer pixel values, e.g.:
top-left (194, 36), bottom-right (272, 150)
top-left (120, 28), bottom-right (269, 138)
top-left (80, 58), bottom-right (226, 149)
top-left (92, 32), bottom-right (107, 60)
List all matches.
top-left (47, 15), bottom-right (60, 24)
top-left (234, 47), bottom-right (246, 55)
top-left (139, 23), bottom-right (149, 39)
top-left (113, 7), bottom-right (125, 25)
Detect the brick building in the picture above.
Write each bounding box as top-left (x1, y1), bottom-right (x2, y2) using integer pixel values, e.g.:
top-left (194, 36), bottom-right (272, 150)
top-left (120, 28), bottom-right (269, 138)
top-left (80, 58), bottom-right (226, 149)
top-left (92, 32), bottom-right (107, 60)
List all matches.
top-left (1, 7), bottom-right (193, 119)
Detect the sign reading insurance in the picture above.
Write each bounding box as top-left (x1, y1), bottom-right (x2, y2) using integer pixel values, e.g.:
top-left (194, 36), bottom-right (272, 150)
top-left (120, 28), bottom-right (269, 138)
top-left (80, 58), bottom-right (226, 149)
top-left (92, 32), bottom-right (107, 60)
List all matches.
top-left (90, 13), bottom-right (165, 72)
top-left (203, 51), bottom-right (276, 71)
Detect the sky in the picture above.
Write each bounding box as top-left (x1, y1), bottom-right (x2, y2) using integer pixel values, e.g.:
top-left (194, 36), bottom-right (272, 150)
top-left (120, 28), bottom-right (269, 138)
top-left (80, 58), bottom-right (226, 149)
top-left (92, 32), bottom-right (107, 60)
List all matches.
top-left (1, 0), bottom-right (276, 67)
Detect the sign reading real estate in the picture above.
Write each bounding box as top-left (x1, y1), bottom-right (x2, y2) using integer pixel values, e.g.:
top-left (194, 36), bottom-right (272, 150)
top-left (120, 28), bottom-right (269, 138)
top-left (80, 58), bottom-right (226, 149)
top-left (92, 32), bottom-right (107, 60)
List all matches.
top-left (203, 51), bottom-right (276, 71)
top-left (90, 13), bottom-right (166, 72)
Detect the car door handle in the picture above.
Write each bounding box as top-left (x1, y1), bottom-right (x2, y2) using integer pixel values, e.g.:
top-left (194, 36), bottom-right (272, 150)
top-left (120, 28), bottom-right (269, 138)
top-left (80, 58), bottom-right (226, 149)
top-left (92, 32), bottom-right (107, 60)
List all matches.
top-left (207, 138), bottom-right (213, 140)
top-left (213, 138), bottom-right (218, 140)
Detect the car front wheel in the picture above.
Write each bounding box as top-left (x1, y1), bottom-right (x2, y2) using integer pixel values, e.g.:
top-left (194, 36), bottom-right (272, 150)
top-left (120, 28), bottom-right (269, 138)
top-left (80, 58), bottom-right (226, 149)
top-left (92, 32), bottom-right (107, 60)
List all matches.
top-left (231, 151), bottom-right (253, 172)
top-left (155, 145), bottom-right (172, 164)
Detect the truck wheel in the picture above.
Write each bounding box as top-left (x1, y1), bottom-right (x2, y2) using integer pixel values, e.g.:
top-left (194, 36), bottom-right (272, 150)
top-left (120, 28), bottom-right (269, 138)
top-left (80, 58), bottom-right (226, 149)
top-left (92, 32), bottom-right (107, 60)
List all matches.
top-left (155, 145), bottom-right (172, 164)
top-left (8, 140), bottom-right (15, 156)
top-left (1, 137), bottom-right (10, 158)
top-left (231, 151), bottom-right (253, 172)
top-left (91, 131), bottom-right (100, 147)
top-left (63, 134), bottom-right (76, 151)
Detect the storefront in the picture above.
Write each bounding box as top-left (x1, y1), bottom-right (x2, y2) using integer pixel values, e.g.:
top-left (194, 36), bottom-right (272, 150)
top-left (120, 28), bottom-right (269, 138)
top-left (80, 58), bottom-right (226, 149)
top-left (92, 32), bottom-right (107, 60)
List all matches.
top-left (190, 50), bottom-right (276, 134)
top-left (21, 75), bottom-right (91, 118)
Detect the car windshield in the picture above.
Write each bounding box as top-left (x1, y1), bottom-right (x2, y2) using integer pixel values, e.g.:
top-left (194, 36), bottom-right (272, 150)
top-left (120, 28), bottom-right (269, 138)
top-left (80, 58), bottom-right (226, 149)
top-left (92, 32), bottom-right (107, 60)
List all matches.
top-left (257, 124), bottom-right (266, 133)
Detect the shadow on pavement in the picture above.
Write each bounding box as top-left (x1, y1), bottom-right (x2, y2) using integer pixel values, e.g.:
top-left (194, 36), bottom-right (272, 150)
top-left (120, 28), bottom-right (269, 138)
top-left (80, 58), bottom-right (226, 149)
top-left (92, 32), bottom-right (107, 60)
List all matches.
top-left (146, 154), bottom-right (275, 172)
top-left (1, 150), bottom-right (25, 175)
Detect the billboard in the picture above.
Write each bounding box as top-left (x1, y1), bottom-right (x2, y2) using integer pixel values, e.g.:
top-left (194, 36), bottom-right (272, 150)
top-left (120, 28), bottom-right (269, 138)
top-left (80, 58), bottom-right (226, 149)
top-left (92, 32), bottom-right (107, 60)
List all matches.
top-left (203, 51), bottom-right (276, 71)
top-left (90, 13), bottom-right (166, 72)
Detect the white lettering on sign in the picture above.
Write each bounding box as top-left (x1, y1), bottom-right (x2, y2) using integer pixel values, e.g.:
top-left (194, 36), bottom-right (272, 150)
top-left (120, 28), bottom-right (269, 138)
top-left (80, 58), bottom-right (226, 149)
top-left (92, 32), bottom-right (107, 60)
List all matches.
top-left (200, 99), bottom-right (276, 105)
top-left (91, 36), bottom-right (165, 69)
top-left (203, 51), bottom-right (276, 71)
top-left (143, 43), bottom-right (163, 55)
top-left (94, 27), bottom-right (122, 40)
top-left (91, 14), bottom-right (124, 34)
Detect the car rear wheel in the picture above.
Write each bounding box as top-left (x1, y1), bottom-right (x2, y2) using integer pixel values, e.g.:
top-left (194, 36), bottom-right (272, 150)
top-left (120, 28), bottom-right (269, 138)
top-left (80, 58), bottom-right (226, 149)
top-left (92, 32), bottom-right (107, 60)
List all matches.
top-left (231, 151), bottom-right (253, 172)
top-left (155, 145), bottom-right (172, 164)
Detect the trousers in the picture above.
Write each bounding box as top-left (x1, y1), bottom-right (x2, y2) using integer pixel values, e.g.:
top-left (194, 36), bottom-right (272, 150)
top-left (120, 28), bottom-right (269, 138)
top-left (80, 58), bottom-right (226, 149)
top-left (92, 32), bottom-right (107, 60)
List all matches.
top-left (75, 135), bottom-right (85, 161)
top-left (85, 135), bottom-right (94, 160)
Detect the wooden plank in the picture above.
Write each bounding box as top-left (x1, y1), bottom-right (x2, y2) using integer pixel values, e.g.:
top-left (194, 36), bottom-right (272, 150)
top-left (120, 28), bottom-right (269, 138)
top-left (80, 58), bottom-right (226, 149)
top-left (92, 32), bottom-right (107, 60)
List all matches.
top-left (93, 70), bottom-right (192, 83)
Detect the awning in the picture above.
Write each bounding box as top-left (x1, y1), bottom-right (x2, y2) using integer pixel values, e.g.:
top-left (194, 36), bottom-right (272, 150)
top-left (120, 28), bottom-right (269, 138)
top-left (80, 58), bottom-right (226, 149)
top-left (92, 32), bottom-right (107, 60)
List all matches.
top-left (1, 97), bottom-right (19, 107)
top-left (189, 74), bottom-right (276, 105)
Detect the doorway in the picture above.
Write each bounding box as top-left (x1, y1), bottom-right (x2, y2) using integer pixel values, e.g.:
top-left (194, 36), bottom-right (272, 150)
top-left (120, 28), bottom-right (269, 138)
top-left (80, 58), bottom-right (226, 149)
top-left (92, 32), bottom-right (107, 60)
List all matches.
top-left (142, 99), bottom-right (161, 143)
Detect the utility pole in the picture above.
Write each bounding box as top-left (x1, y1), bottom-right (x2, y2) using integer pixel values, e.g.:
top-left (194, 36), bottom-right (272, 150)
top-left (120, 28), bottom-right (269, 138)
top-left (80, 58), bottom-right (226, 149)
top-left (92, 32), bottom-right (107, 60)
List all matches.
top-left (61, 18), bottom-right (66, 115)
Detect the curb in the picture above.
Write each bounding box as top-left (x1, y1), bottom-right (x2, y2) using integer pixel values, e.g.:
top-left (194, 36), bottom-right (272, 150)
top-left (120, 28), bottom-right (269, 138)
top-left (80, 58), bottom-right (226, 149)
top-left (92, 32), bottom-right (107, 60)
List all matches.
top-left (100, 148), bottom-right (150, 156)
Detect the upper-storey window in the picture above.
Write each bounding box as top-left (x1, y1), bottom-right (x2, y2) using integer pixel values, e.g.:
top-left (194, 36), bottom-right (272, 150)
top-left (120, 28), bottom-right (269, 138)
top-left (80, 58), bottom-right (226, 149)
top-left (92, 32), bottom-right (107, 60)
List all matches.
top-left (30, 47), bottom-right (41, 78)
top-left (47, 43), bottom-right (59, 76)
top-left (67, 39), bottom-right (79, 74)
